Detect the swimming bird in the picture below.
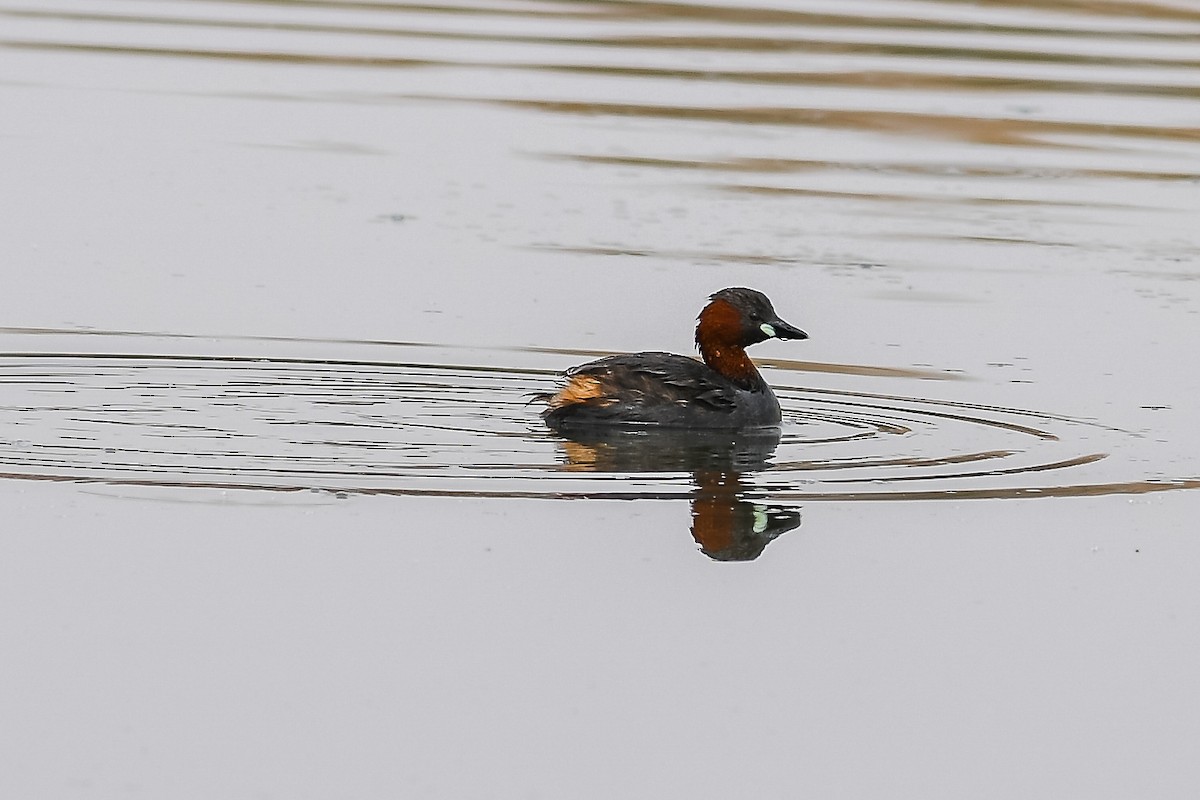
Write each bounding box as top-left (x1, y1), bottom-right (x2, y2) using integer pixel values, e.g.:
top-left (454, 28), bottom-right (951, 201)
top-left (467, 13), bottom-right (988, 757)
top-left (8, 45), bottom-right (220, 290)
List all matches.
top-left (539, 287), bottom-right (807, 429)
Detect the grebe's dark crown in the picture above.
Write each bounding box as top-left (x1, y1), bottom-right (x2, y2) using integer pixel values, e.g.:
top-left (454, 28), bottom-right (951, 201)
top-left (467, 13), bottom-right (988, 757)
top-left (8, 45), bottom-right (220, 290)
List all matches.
top-left (709, 286), bottom-right (771, 306)
top-left (706, 287), bottom-right (776, 320)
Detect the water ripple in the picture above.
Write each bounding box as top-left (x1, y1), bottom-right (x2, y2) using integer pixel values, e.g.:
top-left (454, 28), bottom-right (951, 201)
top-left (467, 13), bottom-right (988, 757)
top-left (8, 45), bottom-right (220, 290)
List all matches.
top-left (0, 341), bottom-right (1193, 501)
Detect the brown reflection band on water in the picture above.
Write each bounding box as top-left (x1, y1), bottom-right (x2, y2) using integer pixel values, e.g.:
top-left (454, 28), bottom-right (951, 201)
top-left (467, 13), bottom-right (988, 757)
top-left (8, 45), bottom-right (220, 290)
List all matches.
top-left (721, 184), bottom-right (1146, 211)
top-left (428, 97), bottom-right (1200, 148)
top-left (0, 325), bottom-right (965, 383)
top-left (586, 0), bottom-right (1200, 27)
top-left (0, 325), bottom-right (454, 349)
top-left (548, 154), bottom-right (1174, 208)
top-left (767, 358), bottom-right (964, 381)
top-left (523, 66), bottom-right (1200, 101)
top-left (0, 349), bottom-right (561, 377)
top-left (7, 37), bottom-right (1200, 107)
top-left (12, 0), bottom-right (1200, 30)
top-left (8, 8), bottom-right (1200, 69)
top-left (525, 243), bottom-right (818, 266)
top-left (550, 153), bottom-right (1200, 183)
top-left (0, 40), bottom-right (440, 69)
top-left (0, 328), bottom-right (958, 381)
top-left (0, 4), bottom-right (600, 26)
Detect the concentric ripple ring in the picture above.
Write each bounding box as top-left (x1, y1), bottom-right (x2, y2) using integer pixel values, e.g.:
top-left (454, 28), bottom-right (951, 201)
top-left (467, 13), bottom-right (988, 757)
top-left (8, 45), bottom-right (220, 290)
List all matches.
top-left (0, 341), bottom-right (1194, 501)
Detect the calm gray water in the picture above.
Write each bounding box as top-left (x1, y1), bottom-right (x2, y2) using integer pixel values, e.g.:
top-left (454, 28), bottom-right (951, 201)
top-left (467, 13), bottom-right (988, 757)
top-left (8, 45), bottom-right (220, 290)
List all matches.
top-left (2, 1), bottom-right (1200, 797)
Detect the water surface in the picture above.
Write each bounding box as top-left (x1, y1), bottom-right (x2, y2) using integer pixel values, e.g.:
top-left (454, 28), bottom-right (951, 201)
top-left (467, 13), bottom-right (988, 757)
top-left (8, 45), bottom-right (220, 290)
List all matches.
top-left (2, 1), bottom-right (1199, 798)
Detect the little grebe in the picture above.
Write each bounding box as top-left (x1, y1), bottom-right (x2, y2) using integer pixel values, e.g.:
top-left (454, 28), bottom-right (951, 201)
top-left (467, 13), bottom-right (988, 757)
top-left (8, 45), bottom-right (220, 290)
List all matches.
top-left (539, 287), bottom-right (807, 429)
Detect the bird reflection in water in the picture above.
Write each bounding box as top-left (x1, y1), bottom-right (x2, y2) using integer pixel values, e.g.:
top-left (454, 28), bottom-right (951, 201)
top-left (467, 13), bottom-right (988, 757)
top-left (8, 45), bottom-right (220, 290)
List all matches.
top-left (551, 427), bottom-right (802, 561)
